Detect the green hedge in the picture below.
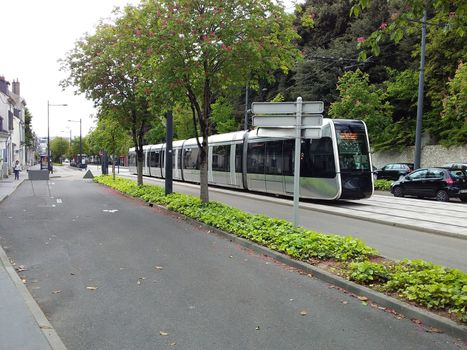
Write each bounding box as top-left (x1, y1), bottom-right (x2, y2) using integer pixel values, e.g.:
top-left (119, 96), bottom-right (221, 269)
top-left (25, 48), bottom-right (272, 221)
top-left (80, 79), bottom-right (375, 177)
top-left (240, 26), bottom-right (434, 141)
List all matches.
top-left (349, 260), bottom-right (467, 322)
top-left (95, 175), bottom-right (466, 322)
top-left (374, 179), bottom-right (393, 191)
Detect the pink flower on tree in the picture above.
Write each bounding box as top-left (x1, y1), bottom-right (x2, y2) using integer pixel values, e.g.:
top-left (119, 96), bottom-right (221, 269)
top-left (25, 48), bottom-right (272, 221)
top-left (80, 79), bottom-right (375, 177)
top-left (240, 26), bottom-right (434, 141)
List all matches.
top-left (379, 22), bottom-right (387, 30)
top-left (357, 37), bottom-right (365, 43)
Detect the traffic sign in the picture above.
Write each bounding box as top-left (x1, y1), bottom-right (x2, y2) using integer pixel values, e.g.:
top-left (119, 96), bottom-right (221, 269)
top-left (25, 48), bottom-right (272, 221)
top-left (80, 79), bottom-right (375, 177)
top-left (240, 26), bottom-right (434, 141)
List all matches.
top-left (251, 101), bottom-right (324, 115)
top-left (252, 114), bottom-right (323, 128)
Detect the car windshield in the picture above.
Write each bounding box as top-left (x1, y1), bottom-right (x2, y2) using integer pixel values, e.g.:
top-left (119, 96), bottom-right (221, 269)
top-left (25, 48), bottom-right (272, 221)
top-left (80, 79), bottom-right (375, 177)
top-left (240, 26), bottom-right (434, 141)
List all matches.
top-left (449, 169), bottom-right (466, 181)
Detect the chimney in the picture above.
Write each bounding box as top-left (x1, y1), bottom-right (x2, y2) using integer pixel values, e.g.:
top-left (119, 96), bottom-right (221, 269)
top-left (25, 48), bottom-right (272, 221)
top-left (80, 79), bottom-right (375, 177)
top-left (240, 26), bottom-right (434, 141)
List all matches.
top-left (0, 76), bottom-right (9, 95)
top-left (12, 79), bottom-right (20, 96)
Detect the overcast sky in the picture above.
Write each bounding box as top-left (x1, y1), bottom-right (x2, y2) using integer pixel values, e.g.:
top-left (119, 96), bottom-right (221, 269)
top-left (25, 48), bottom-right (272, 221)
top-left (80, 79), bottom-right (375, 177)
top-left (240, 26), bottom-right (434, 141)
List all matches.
top-left (1, 0), bottom-right (298, 139)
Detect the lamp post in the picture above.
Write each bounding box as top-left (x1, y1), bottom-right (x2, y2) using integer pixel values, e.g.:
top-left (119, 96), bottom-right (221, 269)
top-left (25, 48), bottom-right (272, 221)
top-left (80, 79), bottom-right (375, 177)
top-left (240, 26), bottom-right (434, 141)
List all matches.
top-left (68, 119), bottom-right (82, 168)
top-left (47, 101), bottom-right (67, 172)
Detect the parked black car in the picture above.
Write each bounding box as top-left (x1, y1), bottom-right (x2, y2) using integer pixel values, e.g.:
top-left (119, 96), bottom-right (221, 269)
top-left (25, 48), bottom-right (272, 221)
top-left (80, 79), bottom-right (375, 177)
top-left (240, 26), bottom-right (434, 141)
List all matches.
top-left (376, 163), bottom-right (414, 180)
top-left (390, 167), bottom-right (467, 202)
top-left (442, 163), bottom-right (467, 171)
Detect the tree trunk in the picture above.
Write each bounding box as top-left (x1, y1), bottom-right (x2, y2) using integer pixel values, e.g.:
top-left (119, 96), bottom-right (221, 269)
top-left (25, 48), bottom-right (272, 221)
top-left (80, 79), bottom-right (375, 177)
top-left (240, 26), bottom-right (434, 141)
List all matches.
top-left (136, 149), bottom-right (144, 186)
top-left (199, 138), bottom-right (209, 203)
top-left (112, 155), bottom-right (116, 181)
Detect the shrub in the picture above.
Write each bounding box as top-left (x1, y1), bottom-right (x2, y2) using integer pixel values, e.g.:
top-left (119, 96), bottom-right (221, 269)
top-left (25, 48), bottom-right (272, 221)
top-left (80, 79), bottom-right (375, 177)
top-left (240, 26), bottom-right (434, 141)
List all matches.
top-left (95, 176), bottom-right (466, 322)
top-left (374, 179), bottom-right (392, 191)
top-left (349, 259), bottom-right (467, 322)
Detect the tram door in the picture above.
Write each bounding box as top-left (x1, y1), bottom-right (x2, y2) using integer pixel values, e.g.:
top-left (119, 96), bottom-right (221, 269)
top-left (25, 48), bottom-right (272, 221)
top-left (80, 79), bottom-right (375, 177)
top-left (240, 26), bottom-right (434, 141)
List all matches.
top-left (246, 141), bottom-right (266, 192)
top-left (283, 140), bottom-right (295, 194)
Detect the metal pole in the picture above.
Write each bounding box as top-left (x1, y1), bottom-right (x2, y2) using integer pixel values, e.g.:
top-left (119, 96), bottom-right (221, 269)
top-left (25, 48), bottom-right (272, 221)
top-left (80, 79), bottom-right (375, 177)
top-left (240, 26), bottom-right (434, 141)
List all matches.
top-left (414, 9), bottom-right (427, 169)
top-left (47, 101), bottom-right (50, 172)
top-left (79, 118), bottom-right (83, 168)
top-left (165, 111), bottom-right (173, 195)
top-left (293, 97), bottom-right (303, 227)
top-left (244, 84), bottom-right (249, 131)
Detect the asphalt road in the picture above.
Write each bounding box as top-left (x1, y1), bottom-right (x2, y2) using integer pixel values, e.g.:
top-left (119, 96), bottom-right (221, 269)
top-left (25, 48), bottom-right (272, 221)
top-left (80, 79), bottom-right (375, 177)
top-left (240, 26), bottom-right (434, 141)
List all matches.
top-left (105, 166), bottom-right (467, 272)
top-left (0, 172), bottom-right (464, 349)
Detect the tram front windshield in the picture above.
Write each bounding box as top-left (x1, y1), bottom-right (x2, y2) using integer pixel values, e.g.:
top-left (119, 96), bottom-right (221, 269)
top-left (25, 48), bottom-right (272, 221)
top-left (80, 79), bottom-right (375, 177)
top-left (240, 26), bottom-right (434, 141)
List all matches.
top-left (334, 122), bottom-right (370, 172)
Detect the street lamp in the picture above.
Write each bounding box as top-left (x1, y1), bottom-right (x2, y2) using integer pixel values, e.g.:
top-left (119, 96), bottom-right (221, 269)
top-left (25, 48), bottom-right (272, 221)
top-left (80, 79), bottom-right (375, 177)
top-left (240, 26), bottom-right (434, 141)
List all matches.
top-left (68, 118), bottom-right (82, 168)
top-left (47, 101), bottom-right (68, 172)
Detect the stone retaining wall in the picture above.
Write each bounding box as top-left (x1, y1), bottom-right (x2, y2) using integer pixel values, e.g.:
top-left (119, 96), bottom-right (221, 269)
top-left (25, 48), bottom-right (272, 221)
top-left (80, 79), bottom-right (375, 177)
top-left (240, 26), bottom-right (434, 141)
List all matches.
top-left (371, 145), bottom-right (467, 169)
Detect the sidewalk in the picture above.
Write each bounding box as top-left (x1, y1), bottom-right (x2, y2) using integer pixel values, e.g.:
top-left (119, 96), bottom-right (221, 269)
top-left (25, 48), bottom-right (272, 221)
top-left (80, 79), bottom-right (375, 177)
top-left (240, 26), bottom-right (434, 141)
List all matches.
top-left (0, 172), bottom-right (66, 350)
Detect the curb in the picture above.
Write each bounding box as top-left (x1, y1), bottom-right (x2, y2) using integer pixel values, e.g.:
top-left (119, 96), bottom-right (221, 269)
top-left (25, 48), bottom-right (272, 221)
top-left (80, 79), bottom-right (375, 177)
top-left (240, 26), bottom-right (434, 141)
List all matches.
top-left (95, 181), bottom-right (467, 341)
top-left (119, 173), bottom-right (467, 240)
top-left (0, 246), bottom-right (68, 350)
top-left (175, 210), bottom-right (467, 341)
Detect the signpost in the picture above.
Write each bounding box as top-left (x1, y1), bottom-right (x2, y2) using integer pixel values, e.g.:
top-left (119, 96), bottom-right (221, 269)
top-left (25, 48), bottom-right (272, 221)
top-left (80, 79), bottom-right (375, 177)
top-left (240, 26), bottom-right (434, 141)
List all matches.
top-left (252, 97), bottom-right (324, 227)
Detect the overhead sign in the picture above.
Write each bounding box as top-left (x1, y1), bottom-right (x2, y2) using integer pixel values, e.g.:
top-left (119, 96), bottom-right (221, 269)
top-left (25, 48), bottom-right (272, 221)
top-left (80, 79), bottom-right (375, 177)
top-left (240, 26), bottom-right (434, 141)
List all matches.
top-left (250, 97), bottom-right (324, 228)
top-left (253, 114), bottom-right (323, 128)
top-left (251, 101), bottom-right (324, 115)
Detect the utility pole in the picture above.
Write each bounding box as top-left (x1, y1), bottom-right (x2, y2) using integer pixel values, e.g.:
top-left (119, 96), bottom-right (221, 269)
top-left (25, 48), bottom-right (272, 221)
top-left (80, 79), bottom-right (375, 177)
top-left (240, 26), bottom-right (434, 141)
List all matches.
top-left (414, 9), bottom-right (427, 169)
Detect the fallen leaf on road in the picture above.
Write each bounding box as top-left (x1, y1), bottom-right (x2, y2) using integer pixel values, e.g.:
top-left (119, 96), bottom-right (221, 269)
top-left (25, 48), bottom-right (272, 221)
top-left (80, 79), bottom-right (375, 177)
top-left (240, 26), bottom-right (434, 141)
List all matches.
top-left (16, 265), bottom-right (27, 272)
top-left (341, 301), bottom-right (348, 305)
top-left (169, 342), bottom-right (176, 346)
top-left (357, 296), bottom-right (368, 301)
top-left (155, 266), bottom-right (163, 270)
top-left (86, 286), bottom-right (97, 291)
top-left (300, 311), bottom-right (308, 316)
top-left (255, 326), bottom-right (260, 330)
top-left (52, 290), bottom-right (62, 294)
top-left (21, 279), bottom-right (27, 284)
top-left (137, 277), bottom-right (145, 285)
top-left (160, 331), bottom-right (169, 336)
top-left (426, 327), bottom-right (442, 334)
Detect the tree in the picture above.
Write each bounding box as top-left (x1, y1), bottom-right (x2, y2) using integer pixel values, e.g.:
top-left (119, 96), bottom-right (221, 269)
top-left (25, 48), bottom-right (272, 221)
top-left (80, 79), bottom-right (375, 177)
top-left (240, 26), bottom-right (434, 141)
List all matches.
top-left (50, 137), bottom-right (69, 162)
top-left (70, 136), bottom-right (90, 160)
top-left (88, 110), bottom-right (132, 179)
top-left (352, 1), bottom-right (466, 145)
top-left (60, 7), bottom-right (167, 186)
top-left (352, 0), bottom-right (466, 61)
top-left (140, 0), bottom-right (300, 202)
top-left (24, 108), bottom-right (34, 148)
top-left (438, 62), bottom-right (467, 146)
top-left (329, 69), bottom-right (392, 146)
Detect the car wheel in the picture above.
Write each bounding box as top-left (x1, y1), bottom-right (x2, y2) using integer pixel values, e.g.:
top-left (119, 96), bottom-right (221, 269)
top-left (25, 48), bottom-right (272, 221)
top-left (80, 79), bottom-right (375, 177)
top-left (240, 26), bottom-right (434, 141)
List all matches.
top-left (460, 196), bottom-right (467, 203)
top-left (435, 190), bottom-right (449, 202)
top-left (393, 186), bottom-right (404, 197)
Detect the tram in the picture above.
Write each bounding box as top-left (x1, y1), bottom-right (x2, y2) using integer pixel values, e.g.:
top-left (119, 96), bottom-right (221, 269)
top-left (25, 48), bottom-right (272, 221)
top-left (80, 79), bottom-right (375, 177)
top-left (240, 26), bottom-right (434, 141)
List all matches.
top-left (129, 119), bottom-right (374, 200)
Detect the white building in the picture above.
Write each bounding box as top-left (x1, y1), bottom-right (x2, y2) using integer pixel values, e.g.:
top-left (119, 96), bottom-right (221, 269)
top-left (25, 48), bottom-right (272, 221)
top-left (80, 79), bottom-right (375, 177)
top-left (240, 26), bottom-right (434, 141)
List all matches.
top-left (0, 76), bottom-right (26, 178)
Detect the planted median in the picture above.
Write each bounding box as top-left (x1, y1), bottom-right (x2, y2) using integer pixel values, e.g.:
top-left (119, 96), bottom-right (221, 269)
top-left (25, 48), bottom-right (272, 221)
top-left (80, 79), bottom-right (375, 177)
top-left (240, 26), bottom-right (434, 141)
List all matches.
top-left (94, 175), bottom-right (466, 323)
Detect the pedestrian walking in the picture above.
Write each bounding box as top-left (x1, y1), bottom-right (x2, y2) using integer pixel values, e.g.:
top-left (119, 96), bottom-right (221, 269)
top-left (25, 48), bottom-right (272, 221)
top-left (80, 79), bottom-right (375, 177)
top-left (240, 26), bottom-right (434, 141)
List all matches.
top-left (13, 160), bottom-right (21, 180)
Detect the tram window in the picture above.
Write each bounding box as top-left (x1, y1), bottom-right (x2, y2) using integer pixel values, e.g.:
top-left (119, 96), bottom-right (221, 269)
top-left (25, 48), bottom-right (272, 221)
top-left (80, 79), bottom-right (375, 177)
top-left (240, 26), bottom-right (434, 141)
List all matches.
top-left (183, 147), bottom-right (200, 170)
top-left (150, 151), bottom-right (160, 167)
top-left (301, 138), bottom-right (336, 178)
top-left (129, 153), bottom-right (136, 167)
top-left (247, 142), bottom-right (265, 174)
top-left (282, 140), bottom-right (294, 176)
top-left (235, 144), bottom-right (243, 172)
top-left (265, 140), bottom-right (283, 175)
top-left (212, 145), bottom-right (230, 172)
top-left (335, 123), bottom-right (370, 171)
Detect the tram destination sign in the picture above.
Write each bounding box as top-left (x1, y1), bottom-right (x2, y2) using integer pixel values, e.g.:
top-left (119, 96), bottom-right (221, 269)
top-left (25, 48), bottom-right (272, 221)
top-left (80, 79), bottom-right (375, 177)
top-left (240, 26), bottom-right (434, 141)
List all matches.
top-left (251, 101), bottom-right (324, 115)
